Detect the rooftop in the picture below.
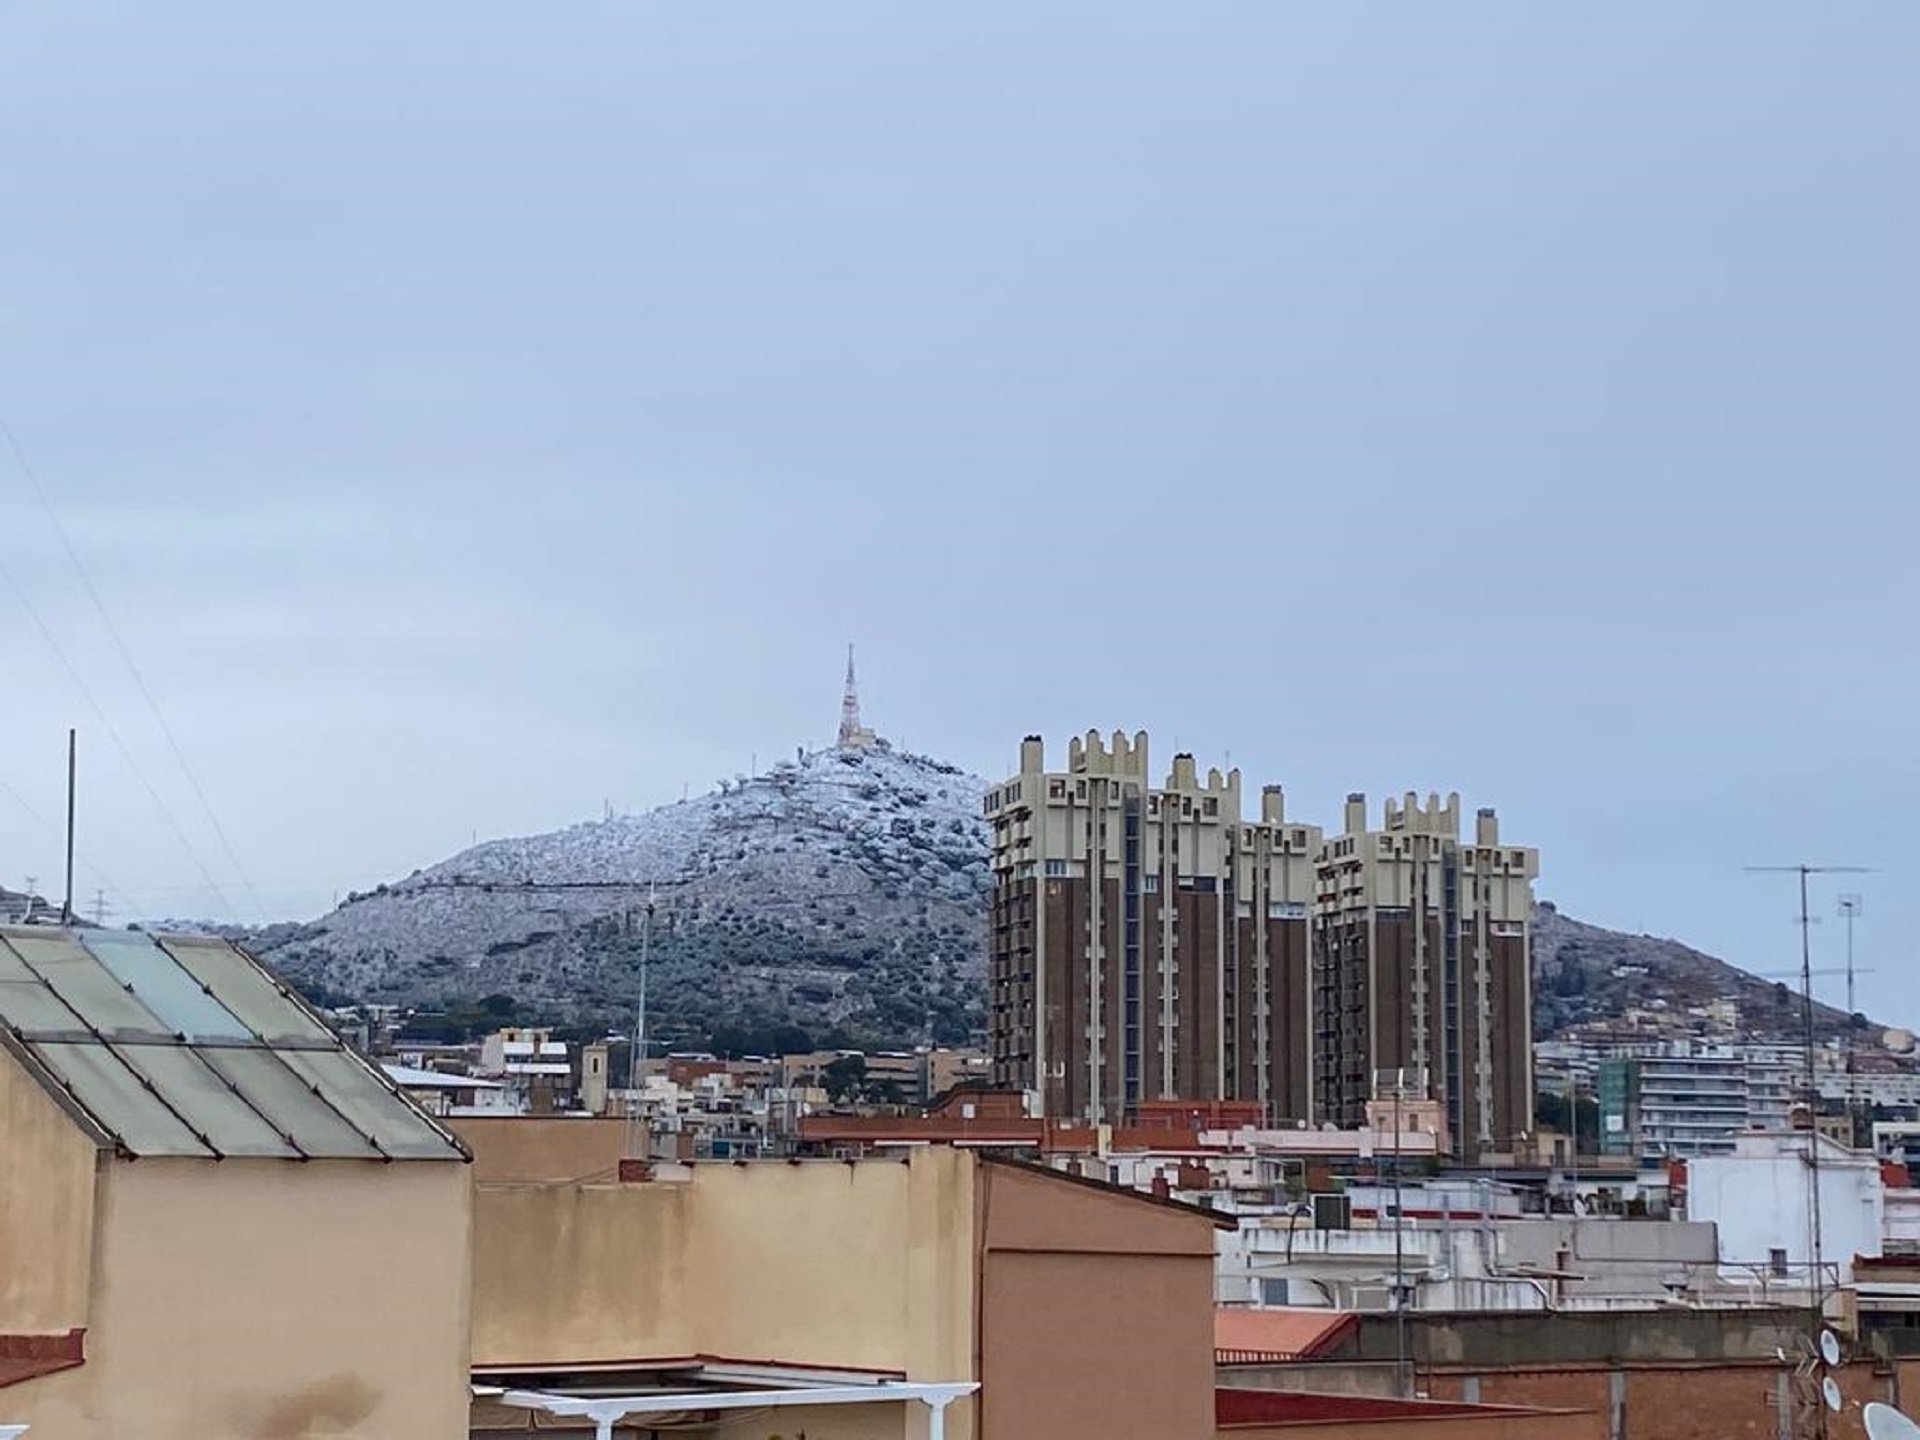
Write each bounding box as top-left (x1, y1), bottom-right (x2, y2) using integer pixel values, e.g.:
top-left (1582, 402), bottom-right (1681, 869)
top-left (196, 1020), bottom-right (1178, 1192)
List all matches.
top-left (382, 1062), bottom-right (506, 1091)
top-left (0, 926), bottom-right (466, 1162)
top-left (1215, 1307), bottom-right (1357, 1364)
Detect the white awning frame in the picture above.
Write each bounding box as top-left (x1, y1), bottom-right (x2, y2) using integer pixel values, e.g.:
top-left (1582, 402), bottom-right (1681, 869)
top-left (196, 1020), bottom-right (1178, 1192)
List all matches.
top-left (495, 1379), bottom-right (978, 1440)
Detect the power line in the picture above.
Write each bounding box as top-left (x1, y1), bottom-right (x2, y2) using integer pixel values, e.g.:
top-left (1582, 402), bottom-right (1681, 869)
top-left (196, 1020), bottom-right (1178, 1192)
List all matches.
top-left (0, 416), bottom-right (264, 919)
top-left (0, 771), bottom-right (135, 915)
top-left (0, 549), bottom-right (237, 916)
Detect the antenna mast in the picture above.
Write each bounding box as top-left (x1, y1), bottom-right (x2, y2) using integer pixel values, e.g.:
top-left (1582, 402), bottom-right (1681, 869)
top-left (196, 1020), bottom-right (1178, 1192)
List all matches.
top-left (1748, 860), bottom-right (1871, 1439)
top-left (1838, 895), bottom-right (1864, 1135)
top-left (61, 729), bottom-right (75, 926)
top-left (623, 884), bottom-right (657, 1161)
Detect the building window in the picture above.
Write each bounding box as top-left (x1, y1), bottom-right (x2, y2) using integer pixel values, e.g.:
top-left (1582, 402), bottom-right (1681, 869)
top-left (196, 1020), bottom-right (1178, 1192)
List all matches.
top-left (1142, 874), bottom-right (1160, 893)
top-left (1045, 859), bottom-right (1068, 878)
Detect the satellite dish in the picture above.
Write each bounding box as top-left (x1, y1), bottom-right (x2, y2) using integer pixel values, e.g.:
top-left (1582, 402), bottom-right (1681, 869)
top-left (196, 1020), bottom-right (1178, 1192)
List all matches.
top-left (1866, 1413), bottom-right (1920, 1440)
top-left (1866, 1402), bottom-right (1920, 1439)
top-left (1823, 1376), bottom-right (1843, 1413)
top-left (1820, 1329), bottom-right (1843, 1367)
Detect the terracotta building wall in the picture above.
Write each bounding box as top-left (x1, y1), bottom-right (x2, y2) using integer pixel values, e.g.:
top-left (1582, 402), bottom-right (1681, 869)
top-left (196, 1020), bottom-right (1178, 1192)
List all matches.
top-left (977, 1162), bottom-right (1219, 1439)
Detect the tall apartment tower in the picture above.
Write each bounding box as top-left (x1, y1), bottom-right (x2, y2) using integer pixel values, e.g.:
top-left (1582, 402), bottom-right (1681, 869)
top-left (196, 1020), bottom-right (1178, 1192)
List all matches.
top-left (985, 731), bottom-right (1320, 1123)
top-left (1312, 792), bottom-right (1538, 1157)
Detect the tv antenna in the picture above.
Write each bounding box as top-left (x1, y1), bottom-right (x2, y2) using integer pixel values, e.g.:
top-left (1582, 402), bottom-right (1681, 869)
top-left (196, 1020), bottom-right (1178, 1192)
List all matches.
top-left (1838, 896), bottom-right (1864, 1128)
top-left (1747, 862), bottom-right (1872, 1439)
top-left (622, 883), bottom-right (657, 1163)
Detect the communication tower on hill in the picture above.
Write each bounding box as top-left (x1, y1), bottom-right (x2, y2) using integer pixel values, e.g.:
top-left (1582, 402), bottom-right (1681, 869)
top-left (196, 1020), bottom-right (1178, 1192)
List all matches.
top-left (837, 645), bottom-right (876, 750)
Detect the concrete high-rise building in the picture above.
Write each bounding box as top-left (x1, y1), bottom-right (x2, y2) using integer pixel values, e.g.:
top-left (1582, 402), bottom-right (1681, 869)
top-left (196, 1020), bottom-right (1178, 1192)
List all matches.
top-left (1312, 792), bottom-right (1538, 1157)
top-left (985, 731), bottom-right (1319, 1123)
top-left (987, 732), bottom-right (1541, 1159)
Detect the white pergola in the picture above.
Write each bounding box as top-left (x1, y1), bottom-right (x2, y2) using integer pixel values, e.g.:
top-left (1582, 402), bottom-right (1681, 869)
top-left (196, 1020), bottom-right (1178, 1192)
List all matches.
top-left (491, 1379), bottom-right (978, 1440)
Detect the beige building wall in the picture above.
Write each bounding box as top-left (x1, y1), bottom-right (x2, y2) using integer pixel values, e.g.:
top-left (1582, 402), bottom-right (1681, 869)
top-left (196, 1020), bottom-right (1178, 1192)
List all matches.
top-left (472, 1150), bottom-right (1222, 1440)
top-left (470, 1180), bottom-right (692, 1364)
top-left (11, 1158), bottom-right (473, 1440)
top-left (472, 1148), bottom-right (979, 1433)
top-left (0, 1046), bottom-right (97, 1334)
top-left (450, 1115), bottom-right (631, 1183)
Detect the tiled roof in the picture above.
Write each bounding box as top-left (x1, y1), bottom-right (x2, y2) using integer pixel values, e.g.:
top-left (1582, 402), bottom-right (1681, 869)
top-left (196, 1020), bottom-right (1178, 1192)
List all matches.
top-left (1214, 1307), bottom-right (1358, 1363)
top-left (0, 927), bottom-right (465, 1162)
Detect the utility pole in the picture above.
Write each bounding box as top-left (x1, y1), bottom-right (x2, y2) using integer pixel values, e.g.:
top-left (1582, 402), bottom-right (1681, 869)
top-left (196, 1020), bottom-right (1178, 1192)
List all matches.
top-left (61, 729), bottom-right (75, 925)
top-left (1390, 1067), bottom-right (1410, 1398)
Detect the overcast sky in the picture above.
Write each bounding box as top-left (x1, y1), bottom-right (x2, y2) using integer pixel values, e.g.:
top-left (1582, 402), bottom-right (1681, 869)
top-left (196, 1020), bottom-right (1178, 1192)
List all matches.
top-left (0, 5), bottom-right (1913, 1016)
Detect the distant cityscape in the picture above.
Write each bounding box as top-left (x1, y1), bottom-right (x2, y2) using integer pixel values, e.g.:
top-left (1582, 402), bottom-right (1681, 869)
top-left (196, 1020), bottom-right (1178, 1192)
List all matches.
top-left (4, 715), bottom-right (1914, 1439)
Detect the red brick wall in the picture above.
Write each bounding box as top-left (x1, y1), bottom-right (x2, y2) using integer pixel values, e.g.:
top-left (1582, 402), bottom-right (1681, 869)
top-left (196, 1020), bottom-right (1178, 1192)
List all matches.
top-left (1425, 1361), bottom-right (1902, 1440)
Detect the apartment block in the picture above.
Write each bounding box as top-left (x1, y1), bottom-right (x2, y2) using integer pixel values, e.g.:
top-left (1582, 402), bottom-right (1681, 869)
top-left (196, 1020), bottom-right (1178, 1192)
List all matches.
top-left (1313, 792), bottom-right (1537, 1156)
top-left (987, 732), bottom-right (1540, 1163)
top-left (985, 730), bottom-right (1320, 1123)
top-left (1596, 1040), bottom-right (1805, 1158)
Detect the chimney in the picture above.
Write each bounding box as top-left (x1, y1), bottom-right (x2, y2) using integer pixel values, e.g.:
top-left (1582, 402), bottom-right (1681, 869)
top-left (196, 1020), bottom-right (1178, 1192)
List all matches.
top-left (1261, 786), bottom-right (1285, 825)
top-left (1020, 735), bottom-right (1045, 774)
top-left (1476, 807), bottom-right (1500, 846)
top-left (1344, 793), bottom-right (1367, 834)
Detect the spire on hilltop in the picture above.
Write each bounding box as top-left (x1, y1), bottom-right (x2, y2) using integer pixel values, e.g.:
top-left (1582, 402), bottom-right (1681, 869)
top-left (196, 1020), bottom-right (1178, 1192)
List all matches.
top-left (837, 644), bottom-right (876, 750)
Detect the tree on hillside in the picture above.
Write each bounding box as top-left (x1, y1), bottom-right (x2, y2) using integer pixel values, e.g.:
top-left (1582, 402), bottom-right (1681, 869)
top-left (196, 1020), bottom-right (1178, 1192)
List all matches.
top-left (823, 1054), bottom-right (867, 1103)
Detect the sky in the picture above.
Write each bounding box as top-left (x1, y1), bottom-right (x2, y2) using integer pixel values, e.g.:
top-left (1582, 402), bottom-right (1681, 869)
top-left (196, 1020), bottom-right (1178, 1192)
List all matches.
top-left (0, 6), bottom-right (1913, 1016)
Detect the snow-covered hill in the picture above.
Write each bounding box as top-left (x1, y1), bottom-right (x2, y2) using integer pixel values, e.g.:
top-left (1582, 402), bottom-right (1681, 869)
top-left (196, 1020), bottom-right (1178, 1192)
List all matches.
top-left (258, 743), bottom-right (990, 1047)
top-left (247, 741), bottom-right (1884, 1054)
